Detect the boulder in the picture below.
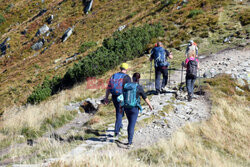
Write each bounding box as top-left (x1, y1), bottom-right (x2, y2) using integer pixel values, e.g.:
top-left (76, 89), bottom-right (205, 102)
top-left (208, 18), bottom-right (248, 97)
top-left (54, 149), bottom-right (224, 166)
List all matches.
top-left (84, 0), bottom-right (94, 14)
top-left (236, 78), bottom-right (245, 87)
top-left (46, 15), bottom-right (54, 24)
top-left (0, 37), bottom-right (11, 56)
top-left (235, 86), bottom-right (244, 93)
top-left (62, 27), bottom-right (73, 42)
top-left (118, 25), bottom-right (126, 31)
top-left (31, 39), bottom-right (45, 50)
top-left (36, 24), bottom-right (49, 36)
top-left (203, 69), bottom-right (217, 78)
top-left (81, 98), bottom-right (101, 114)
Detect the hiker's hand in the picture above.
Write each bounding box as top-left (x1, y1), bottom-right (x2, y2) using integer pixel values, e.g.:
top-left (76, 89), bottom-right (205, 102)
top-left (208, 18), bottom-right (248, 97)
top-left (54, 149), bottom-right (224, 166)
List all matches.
top-left (181, 61), bottom-right (185, 67)
top-left (104, 98), bottom-right (109, 105)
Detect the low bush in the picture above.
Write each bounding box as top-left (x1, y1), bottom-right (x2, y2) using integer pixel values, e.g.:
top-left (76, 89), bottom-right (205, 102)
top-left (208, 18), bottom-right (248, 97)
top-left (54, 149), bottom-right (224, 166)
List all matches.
top-left (188, 9), bottom-right (203, 18)
top-left (238, 8), bottom-right (250, 26)
top-left (27, 24), bottom-right (164, 104)
top-left (78, 41), bottom-right (97, 53)
top-left (0, 14), bottom-right (5, 25)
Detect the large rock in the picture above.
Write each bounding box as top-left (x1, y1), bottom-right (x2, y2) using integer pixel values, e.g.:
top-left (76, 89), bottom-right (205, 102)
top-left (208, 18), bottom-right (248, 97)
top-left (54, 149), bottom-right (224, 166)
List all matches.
top-left (0, 37), bottom-right (11, 56)
top-left (118, 25), bottom-right (126, 31)
top-left (36, 24), bottom-right (49, 36)
top-left (84, 0), bottom-right (94, 14)
top-left (46, 15), bottom-right (54, 24)
top-left (203, 69), bottom-right (217, 78)
top-left (31, 39), bottom-right (45, 50)
top-left (61, 27), bottom-right (73, 42)
top-left (81, 98), bottom-right (101, 114)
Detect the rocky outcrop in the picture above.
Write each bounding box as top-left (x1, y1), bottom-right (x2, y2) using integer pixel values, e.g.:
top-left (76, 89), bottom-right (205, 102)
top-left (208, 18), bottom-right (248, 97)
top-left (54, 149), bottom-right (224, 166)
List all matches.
top-left (61, 27), bottom-right (74, 42)
top-left (84, 0), bottom-right (94, 14)
top-left (118, 25), bottom-right (126, 31)
top-left (36, 24), bottom-right (50, 36)
top-left (0, 37), bottom-right (10, 57)
top-left (31, 39), bottom-right (45, 51)
top-left (81, 98), bottom-right (102, 114)
top-left (46, 15), bottom-right (54, 24)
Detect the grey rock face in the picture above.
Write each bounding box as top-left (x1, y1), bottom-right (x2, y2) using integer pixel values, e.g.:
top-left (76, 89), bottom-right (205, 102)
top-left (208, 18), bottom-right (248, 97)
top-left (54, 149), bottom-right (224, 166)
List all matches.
top-left (236, 77), bottom-right (245, 87)
top-left (36, 24), bottom-right (50, 36)
top-left (235, 86), bottom-right (244, 92)
top-left (46, 15), bottom-right (54, 24)
top-left (0, 37), bottom-right (11, 56)
top-left (203, 69), bottom-right (217, 78)
top-left (118, 25), bottom-right (126, 31)
top-left (31, 39), bottom-right (44, 50)
top-left (84, 0), bottom-right (94, 14)
top-left (62, 27), bottom-right (73, 42)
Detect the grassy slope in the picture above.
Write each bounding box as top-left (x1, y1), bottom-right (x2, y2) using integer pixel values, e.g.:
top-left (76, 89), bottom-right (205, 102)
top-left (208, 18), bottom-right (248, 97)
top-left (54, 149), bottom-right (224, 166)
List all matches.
top-left (0, 0), bottom-right (249, 112)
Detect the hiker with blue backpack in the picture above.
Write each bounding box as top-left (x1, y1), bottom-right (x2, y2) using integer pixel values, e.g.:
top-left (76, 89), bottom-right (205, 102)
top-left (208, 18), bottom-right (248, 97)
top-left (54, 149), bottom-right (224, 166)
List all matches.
top-left (120, 73), bottom-right (153, 148)
top-left (150, 42), bottom-right (173, 94)
top-left (182, 48), bottom-right (199, 102)
top-left (104, 63), bottom-right (131, 137)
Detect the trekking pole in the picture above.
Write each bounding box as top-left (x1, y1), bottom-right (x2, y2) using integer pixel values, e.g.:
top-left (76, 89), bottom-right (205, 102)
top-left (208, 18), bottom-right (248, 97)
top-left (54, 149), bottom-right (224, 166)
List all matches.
top-left (150, 61), bottom-right (152, 84)
top-left (168, 65), bottom-right (171, 88)
top-left (180, 62), bottom-right (184, 90)
top-left (199, 68), bottom-right (201, 95)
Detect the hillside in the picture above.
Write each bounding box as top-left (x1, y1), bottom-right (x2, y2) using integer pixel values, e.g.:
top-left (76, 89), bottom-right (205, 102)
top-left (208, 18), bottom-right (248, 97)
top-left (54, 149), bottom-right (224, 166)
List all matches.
top-left (0, 0), bottom-right (249, 112)
top-left (0, 0), bottom-right (249, 166)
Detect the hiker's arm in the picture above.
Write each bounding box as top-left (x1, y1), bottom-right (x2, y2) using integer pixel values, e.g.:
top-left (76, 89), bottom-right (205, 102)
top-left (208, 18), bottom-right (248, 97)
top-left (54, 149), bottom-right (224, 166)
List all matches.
top-left (139, 86), bottom-right (153, 111)
top-left (144, 98), bottom-right (153, 111)
top-left (104, 78), bottom-right (111, 104)
top-left (169, 52), bottom-right (173, 59)
top-left (150, 48), bottom-right (154, 61)
top-left (104, 89), bottom-right (110, 104)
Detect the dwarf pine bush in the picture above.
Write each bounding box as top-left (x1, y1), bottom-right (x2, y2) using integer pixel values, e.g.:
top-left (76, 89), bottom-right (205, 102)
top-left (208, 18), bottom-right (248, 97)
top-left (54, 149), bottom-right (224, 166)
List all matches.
top-left (27, 24), bottom-right (164, 104)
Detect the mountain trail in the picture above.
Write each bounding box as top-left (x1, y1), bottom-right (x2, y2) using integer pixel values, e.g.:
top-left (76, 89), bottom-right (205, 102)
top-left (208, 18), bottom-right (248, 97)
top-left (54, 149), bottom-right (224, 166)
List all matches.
top-left (8, 47), bottom-right (250, 166)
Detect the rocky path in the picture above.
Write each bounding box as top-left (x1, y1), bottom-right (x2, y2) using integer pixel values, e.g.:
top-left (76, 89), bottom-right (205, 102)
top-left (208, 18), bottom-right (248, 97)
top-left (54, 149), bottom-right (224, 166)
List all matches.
top-left (10, 48), bottom-right (250, 166)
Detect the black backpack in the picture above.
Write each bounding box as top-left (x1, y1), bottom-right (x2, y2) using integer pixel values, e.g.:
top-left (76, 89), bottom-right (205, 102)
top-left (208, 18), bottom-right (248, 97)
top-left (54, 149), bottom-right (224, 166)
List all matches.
top-left (187, 58), bottom-right (198, 78)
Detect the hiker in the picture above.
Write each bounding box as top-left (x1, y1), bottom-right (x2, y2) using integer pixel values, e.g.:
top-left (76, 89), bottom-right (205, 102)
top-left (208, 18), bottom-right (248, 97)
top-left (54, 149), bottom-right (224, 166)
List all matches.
top-left (104, 63), bottom-right (131, 137)
top-left (122, 73), bottom-right (153, 148)
top-left (150, 42), bottom-right (173, 94)
top-left (183, 48), bottom-right (199, 101)
top-left (185, 40), bottom-right (198, 58)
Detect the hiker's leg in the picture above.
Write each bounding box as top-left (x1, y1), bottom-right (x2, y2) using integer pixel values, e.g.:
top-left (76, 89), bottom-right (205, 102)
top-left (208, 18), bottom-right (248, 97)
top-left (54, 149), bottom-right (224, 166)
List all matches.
top-left (186, 76), bottom-right (192, 96)
top-left (190, 78), bottom-right (196, 96)
top-left (161, 66), bottom-right (168, 89)
top-left (155, 68), bottom-right (161, 92)
top-left (112, 96), bottom-right (123, 135)
top-left (126, 107), bottom-right (139, 144)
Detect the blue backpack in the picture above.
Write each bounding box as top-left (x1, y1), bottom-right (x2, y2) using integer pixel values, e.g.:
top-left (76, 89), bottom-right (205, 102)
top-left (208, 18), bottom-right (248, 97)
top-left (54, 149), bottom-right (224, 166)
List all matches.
top-left (110, 73), bottom-right (126, 96)
top-left (123, 83), bottom-right (140, 108)
top-left (152, 47), bottom-right (170, 67)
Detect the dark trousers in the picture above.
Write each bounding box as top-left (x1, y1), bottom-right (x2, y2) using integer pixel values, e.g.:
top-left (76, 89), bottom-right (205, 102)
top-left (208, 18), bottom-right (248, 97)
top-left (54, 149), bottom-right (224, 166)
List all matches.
top-left (155, 66), bottom-right (168, 91)
top-left (124, 107), bottom-right (139, 144)
top-left (112, 96), bottom-right (124, 134)
top-left (186, 75), bottom-right (196, 96)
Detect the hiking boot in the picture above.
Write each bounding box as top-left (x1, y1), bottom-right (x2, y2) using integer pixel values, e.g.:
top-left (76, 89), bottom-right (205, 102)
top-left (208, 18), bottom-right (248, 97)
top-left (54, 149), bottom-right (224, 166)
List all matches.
top-left (155, 89), bottom-right (161, 95)
top-left (161, 87), bottom-right (169, 93)
top-left (188, 95), bottom-right (192, 102)
top-left (127, 143), bottom-right (134, 149)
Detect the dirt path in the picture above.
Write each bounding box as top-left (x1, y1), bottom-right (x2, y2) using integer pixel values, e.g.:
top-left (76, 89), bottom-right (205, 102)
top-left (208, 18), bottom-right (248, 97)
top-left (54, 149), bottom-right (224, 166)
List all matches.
top-left (10, 47), bottom-right (250, 166)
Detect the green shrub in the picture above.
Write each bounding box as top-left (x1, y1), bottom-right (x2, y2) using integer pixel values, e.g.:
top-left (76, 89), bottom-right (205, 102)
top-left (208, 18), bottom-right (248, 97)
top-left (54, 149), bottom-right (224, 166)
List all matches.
top-left (27, 24), bottom-right (164, 104)
top-left (238, 9), bottom-right (250, 26)
top-left (188, 9), bottom-right (203, 18)
top-left (0, 14), bottom-right (5, 25)
top-left (78, 41), bottom-right (97, 53)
